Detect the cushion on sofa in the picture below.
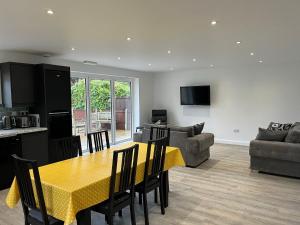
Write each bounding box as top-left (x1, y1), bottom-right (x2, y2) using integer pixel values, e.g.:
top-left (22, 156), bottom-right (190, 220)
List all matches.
top-left (285, 122), bottom-right (300, 143)
top-left (249, 140), bottom-right (300, 163)
top-left (193, 123), bottom-right (205, 135)
top-left (268, 122), bottom-right (292, 131)
top-left (256, 128), bottom-right (288, 142)
top-left (169, 126), bottom-right (194, 137)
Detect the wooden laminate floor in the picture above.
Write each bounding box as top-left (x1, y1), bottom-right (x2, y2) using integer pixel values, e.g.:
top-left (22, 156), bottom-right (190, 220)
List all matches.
top-left (1, 144), bottom-right (300, 225)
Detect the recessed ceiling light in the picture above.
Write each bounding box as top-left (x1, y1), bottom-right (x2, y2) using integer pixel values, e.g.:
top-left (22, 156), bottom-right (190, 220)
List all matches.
top-left (192, 58), bottom-right (197, 62)
top-left (71, 47), bottom-right (75, 51)
top-left (83, 60), bottom-right (98, 65)
top-left (117, 57), bottom-right (121, 60)
top-left (210, 64), bottom-right (214, 68)
top-left (211, 20), bottom-right (217, 26)
top-left (236, 41), bottom-right (241, 45)
top-left (148, 63), bottom-right (152, 66)
top-left (126, 37), bottom-right (132, 41)
top-left (47, 9), bottom-right (54, 15)
top-left (170, 67), bottom-right (174, 71)
top-left (167, 50), bottom-right (171, 54)
top-left (250, 52), bottom-right (254, 56)
top-left (259, 60), bottom-right (263, 63)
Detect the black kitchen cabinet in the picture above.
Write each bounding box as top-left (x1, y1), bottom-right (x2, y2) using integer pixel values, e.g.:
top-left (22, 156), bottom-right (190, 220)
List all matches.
top-left (0, 131), bottom-right (49, 190)
top-left (1, 62), bottom-right (35, 107)
top-left (21, 131), bottom-right (49, 166)
top-left (0, 136), bottom-right (21, 190)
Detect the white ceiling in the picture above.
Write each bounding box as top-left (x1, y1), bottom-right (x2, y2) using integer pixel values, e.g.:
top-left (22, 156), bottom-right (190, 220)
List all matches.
top-left (1, 0), bottom-right (300, 72)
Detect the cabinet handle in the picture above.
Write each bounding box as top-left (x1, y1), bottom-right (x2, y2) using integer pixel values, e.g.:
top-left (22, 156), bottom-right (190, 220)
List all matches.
top-left (56, 74), bottom-right (61, 78)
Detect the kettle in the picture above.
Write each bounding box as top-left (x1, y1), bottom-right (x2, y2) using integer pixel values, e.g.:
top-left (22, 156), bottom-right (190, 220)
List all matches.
top-left (2, 116), bottom-right (16, 130)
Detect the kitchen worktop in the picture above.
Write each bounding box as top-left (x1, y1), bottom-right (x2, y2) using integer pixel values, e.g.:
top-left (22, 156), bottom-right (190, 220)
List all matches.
top-left (0, 127), bottom-right (48, 138)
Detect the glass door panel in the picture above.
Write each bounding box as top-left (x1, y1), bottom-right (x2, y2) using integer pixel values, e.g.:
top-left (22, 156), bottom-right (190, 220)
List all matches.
top-left (114, 81), bottom-right (132, 142)
top-left (71, 78), bottom-right (88, 152)
top-left (89, 79), bottom-right (112, 142)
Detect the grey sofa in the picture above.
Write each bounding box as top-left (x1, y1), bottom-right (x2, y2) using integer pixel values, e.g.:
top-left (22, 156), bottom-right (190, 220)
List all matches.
top-left (133, 124), bottom-right (214, 167)
top-left (249, 123), bottom-right (300, 178)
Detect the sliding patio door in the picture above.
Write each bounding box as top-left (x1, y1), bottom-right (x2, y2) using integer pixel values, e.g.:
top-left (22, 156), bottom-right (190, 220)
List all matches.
top-left (114, 81), bottom-right (132, 142)
top-left (71, 77), bottom-right (88, 151)
top-left (71, 74), bottom-right (133, 150)
top-left (89, 79), bottom-right (112, 141)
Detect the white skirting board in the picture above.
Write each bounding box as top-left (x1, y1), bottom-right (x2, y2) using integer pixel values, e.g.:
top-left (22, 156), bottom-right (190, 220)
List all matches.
top-left (215, 138), bottom-right (250, 147)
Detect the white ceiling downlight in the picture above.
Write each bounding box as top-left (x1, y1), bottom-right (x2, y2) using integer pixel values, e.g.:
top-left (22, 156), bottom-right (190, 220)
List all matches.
top-left (211, 20), bottom-right (217, 26)
top-left (192, 58), bottom-right (197, 62)
top-left (47, 9), bottom-right (54, 15)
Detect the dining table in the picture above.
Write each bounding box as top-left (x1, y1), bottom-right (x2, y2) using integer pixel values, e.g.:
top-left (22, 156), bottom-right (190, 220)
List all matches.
top-left (6, 142), bottom-right (185, 225)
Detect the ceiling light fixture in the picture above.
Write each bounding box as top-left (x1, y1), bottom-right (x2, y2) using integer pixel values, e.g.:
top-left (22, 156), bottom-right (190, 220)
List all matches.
top-left (236, 41), bottom-right (241, 45)
top-left (117, 57), bottom-right (121, 60)
top-left (47, 9), bottom-right (54, 15)
top-left (83, 60), bottom-right (98, 65)
top-left (259, 60), bottom-right (263, 63)
top-left (126, 37), bottom-right (132, 41)
top-left (211, 20), bottom-right (217, 26)
top-left (192, 58), bottom-right (197, 62)
top-left (167, 50), bottom-right (171, 54)
top-left (148, 63), bottom-right (152, 66)
top-left (250, 52), bottom-right (254, 56)
top-left (170, 67), bottom-right (174, 71)
top-left (71, 47), bottom-right (75, 51)
top-left (210, 64), bottom-right (214, 68)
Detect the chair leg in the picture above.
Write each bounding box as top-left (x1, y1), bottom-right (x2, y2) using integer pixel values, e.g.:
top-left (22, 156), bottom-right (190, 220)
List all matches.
top-left (118, 209), bottom-right (122, 217)
top-left (139, 192), bottom-right (142, 205)
top-left (130, 201), bottom-right (136, 225)
top-left (107, 214), bottom-right (113, 225)
top-left (154, 188), bottom-right (158, 203)
top-left (142, 192), bottom-right (149, 225)
top-left (159, 184), bottom-right (165, 215)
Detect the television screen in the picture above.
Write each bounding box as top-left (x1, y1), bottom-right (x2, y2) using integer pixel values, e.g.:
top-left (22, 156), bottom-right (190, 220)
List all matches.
top-left (180, 86), bottom-right (210, 105)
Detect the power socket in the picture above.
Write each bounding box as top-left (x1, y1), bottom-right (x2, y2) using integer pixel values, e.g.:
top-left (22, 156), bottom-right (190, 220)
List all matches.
top-left (233, 129), bottom-right (240, 133)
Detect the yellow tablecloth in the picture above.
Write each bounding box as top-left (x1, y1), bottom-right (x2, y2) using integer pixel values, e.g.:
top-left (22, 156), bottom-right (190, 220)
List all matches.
top-left (6, 142), bottom-right (185, 225)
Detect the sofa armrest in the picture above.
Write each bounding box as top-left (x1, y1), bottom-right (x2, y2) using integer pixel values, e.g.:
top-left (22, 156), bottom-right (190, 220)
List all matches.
top-left (133, 132), bottom-right (143, 142)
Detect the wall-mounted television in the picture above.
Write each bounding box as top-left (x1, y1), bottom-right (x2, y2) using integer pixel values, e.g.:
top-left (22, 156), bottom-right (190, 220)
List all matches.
top-left (180, 85), bottom-right (210, 105)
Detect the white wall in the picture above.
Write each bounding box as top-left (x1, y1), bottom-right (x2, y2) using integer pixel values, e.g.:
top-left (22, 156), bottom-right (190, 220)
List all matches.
top-left (0, 51), bottom-right (154, 127)
top-left (153, 63), bottom-right (300, 145)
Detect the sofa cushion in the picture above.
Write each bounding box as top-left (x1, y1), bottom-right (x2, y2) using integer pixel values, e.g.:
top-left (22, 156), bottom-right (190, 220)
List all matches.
top-left (249, 140), bottom-right (300, 163)
top-left (256, 128), bottom-right (288, 142)
top-left (268, 122), bottom-right (292, 131)
top-left (193, 123), bottom-right (204, 135)
top-left (285, 122), bottom-right (300, 143)
top-left (169, 126), bottom-right (194, 137)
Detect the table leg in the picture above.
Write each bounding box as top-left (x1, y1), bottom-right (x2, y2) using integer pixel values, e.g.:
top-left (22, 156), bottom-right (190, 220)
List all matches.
top-left (162, 171), bottom-right (169, 208)
top-left (76, 208), bottom-right (91, 225)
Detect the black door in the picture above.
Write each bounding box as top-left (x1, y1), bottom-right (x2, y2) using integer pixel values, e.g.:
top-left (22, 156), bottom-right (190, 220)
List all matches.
top-left (45, 69), bottom-right (71, 113)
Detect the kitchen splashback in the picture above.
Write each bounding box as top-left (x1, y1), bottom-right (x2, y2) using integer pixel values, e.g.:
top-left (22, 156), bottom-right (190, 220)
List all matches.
top-left (0, 106), bottom-right (28, 118)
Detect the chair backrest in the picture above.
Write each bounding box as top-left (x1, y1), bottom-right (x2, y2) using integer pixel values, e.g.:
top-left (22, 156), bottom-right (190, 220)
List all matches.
top-left (51, 135), bottom-right (82, 162)
top-left (150, 127), bottom-right (170, 145)
top-left (12, 154), bottom-right (50, 225)
top-left (144, 137), bottom-right (168, 185)
top-left (109, 144), bottom-right (139, 202)
top-left (87, 130), bottom-right (110, 153)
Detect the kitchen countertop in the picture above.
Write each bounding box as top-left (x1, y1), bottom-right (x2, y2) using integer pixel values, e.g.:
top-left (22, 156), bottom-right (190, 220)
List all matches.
top-left (0, 127), bottom-right (48, 138)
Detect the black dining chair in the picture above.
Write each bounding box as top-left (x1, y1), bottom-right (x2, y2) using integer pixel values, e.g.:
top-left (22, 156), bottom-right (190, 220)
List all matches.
top-left (135, 137), bottom-right (168, 225)
top-left (11, 154), bottom-right (64, 225)
top-left (87, 130), bottom-right (110, 153)
top-left (50, 135), bottom-right (82, 162)
top-left (150, 127), bottom-right (170, 145)
top-left (149, 127), bottom-right (170, 203)
top-left (92, 144), bottom-right (139, 225)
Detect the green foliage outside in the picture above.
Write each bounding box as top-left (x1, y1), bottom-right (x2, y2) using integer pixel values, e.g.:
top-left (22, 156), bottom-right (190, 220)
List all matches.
top-left (71, 79), bottom-right (130, 111)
